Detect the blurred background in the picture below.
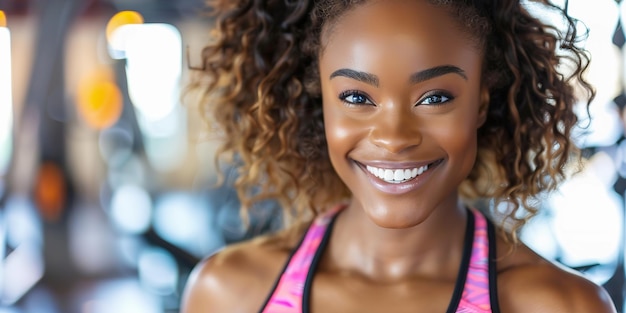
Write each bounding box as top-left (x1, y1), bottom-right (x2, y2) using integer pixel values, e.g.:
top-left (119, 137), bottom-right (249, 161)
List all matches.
top-left (0, 0), bottom-right (625, 312)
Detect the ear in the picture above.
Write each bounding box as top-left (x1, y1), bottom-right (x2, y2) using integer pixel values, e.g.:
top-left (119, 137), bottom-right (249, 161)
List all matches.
top-left (477, 84), bottom-right (490, 128)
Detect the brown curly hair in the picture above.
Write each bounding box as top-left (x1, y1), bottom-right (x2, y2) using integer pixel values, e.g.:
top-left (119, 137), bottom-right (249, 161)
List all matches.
top-left (186, 0), bottom-right (594, 239)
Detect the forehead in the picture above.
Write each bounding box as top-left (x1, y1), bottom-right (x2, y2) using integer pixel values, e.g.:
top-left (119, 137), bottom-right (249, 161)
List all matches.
top-left (319, 0), bottom-right (483, 79)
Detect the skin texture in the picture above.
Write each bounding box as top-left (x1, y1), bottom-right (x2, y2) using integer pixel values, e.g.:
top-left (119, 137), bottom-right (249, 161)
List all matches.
top-left (181, 1), bottom-right (618, 312)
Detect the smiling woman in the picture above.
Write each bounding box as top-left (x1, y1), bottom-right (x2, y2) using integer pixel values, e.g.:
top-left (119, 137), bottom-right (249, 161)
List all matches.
top-left (181, 0), bottom-right (617, 312)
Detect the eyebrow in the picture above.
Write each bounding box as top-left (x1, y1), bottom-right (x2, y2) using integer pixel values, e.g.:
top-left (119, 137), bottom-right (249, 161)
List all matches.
top-left (409, 65), bottom-right (467, 84)
top-left (329, 65), bottom-right (467, 86)
top-left (330, 69), bottom-right (379, 87)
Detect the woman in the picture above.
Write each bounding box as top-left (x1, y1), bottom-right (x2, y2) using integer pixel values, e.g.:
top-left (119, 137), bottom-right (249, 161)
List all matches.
top-left (181, 0), bottom-right (618, 312)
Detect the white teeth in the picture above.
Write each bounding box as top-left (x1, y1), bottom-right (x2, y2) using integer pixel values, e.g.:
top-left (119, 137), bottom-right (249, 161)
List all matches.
top-left (404, 169), bottom-right (411, 178)
top-left (394, 169), bottom-right (403, 181)
top-left (384, 169), bottom-right (394, 181)
top-left (365, 164), bottom-right (430, 183)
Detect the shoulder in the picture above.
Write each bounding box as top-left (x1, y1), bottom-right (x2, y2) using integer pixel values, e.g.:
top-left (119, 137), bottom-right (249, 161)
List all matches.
top-left (179, 221), bottom-right (310, 313)
top-left (495, 241), bottom-right (617, 313)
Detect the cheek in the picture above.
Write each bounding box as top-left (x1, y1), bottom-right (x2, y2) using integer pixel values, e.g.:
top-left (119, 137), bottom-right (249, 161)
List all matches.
top-left (323, 103), bottom-right (353, 160)
top-left (324, 113), bottom-right (351, 146)
top-left (431, 112), bottom-right (480, 167)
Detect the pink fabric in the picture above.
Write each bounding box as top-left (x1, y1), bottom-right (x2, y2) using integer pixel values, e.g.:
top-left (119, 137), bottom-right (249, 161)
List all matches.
top-left (457, 211), bottom-right (492, 313)
top-left (260, 206), bottom-right (340, 313)
top-left (261, 208), bottom-right (493, 313)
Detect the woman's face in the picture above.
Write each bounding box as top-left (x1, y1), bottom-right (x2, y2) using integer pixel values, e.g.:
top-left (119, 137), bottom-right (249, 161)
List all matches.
top-left (320, 0), bottom-right (488, 228)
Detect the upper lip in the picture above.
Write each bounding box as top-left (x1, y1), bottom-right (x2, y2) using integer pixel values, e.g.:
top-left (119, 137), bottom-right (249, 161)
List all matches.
top-left (356, 159), bottom-right (442, 169)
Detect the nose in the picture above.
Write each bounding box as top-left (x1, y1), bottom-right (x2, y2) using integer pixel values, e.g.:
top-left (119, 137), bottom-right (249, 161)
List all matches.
top-left (368, 108), bottom-right (422, 154)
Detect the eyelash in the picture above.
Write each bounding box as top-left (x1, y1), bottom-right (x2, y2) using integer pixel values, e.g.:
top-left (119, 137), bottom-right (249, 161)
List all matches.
top-left (419, 91), bottom-right (454, 106)
top-left (337, 90), bottom-right (455, 106)
top-left (338, 90), bottom-right (373, 106)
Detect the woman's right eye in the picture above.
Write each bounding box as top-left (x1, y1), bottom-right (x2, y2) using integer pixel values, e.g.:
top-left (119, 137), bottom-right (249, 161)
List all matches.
top-left (338, 90), bottom-right (374, 106)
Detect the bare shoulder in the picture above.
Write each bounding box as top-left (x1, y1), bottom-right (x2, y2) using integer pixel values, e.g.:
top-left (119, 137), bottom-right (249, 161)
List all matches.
top-left (179, 221), bottom-right (309, 313)
top-left (496, 240), bottom-right (617, 313)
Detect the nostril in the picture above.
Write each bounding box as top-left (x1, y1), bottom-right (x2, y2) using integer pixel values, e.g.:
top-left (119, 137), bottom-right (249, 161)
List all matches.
top-left (368, 126), bottom-right (422, 154)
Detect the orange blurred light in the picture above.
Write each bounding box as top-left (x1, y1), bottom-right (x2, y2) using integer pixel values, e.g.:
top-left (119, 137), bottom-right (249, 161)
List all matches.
top-left (77, 68), bottom-right (123, 129)
top-left (35, 162), bottom-right (67, 222)
top-left (106, 11), bottom-right (143, 43)
top-left (0, 11), bottom-right (6, 27)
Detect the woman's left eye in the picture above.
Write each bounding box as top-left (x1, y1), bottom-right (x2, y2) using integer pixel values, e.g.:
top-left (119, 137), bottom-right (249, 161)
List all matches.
top-left (418, 93), bottom-right (453, 106)
top-left (338, 90), bottom-right (374, 106)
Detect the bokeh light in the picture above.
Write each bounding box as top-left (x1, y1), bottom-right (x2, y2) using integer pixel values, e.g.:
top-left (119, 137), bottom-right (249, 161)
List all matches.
top-left (114, 22), bottom-right (187, 172)
top-left (106, 154), bottom-right (146, 189)
top-left (4, 195), bottom-right (42, 249)
top-left (0, 11), bottom-right (6, 28)
top-left (106, 11), bottom-right (144, 57)
top-left (109, 184), bottom-right (152, 235)
top-left (137, 247), bottom-right (178, 296)
top-left (1, 243), bottom-right (44, 305)
top-left (153, 192), bottom-right (220, 257)
top-left (124, 23), bottom-right (182, 122)
top-left (67, 203), bottom-right (119, 275)
top-left (79, 278), bottom-right (161, 313)
top-left (34, 162), bottom-right (67, 223)
top-left (0, 23), bottom-right (12, 178)
top-left (0, 196), bottom-right (44, 308)
top-left (117, 235), bottom-right (146, 269)
top-left (76, 67), bottom-right (123, 130)
top-left (98, 125), bottom-right (135, 168)
top-left (106, 11), bottom-right (144, 41)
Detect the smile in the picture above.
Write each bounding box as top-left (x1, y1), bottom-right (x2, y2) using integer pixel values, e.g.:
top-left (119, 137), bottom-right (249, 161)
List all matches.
top-left (365, 164), bottom-right (430, 184)
top-left (360, 158), bottom-right (443, 185)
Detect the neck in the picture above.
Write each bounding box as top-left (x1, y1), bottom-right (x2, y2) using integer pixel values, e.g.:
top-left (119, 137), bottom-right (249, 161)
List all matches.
top-left (324, 198), bottom-right (468, 283)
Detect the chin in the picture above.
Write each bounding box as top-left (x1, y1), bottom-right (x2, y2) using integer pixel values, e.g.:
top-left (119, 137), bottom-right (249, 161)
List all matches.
top-left (363, 201), bottom-right (433, 229)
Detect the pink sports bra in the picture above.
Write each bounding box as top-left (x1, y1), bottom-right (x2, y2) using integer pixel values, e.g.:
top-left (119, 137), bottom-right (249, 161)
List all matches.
top-left (259, 206), bottom-right (501, 313)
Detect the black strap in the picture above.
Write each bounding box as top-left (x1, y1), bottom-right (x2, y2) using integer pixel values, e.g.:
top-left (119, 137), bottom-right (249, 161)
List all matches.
top-left (445, 210), bottom-right (476, 313)
top-left (257, 221), bottom-right (313, 313)
top-left (487, 218), bottom-right (502, 313)
top-left (302, 211), bottom-right (340, 313)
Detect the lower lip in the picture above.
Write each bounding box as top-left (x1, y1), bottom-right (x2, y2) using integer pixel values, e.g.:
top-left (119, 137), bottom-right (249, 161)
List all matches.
top-left (357, 160), bottom-right (442, 195)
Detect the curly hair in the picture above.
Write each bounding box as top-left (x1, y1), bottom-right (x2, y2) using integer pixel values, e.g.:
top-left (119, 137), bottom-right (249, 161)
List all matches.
top-left (186, 0), bottom-right (594, 240)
